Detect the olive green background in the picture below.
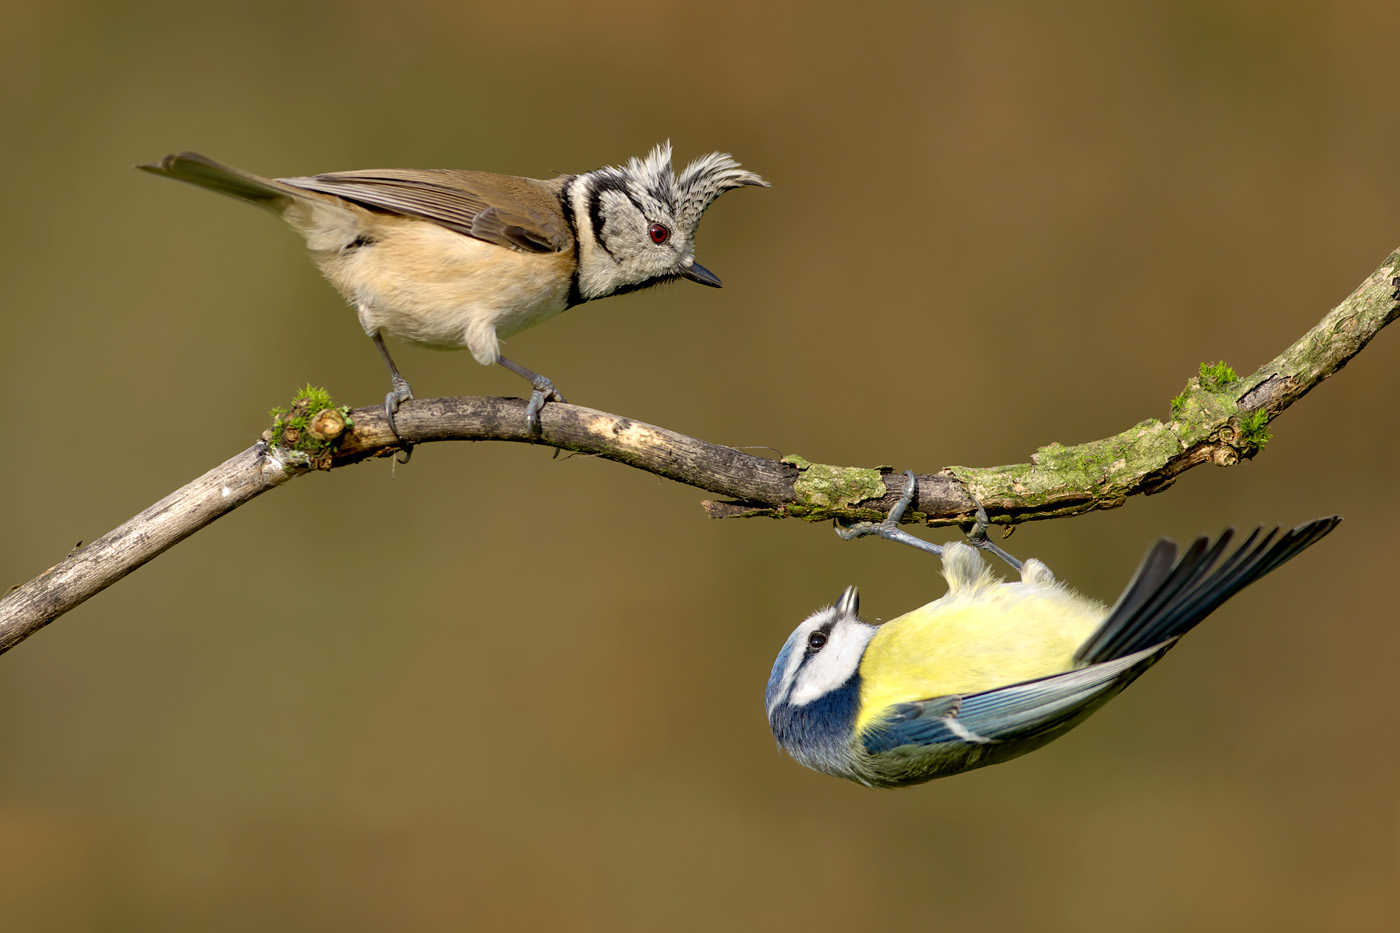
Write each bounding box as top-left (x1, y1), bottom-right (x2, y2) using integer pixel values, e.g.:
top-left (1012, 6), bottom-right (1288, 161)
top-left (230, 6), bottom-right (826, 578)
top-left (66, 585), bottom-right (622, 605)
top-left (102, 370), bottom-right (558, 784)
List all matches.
top-left (1, 2), bottom-right (1395, 930)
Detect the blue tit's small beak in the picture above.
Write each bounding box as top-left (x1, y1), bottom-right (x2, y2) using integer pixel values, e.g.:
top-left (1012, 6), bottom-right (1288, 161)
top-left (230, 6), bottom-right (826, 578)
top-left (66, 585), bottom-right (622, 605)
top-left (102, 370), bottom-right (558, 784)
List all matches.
top-left (837, 585), bottom-right (860, 617)
top-left (680, 260), bottom-right (723, 288)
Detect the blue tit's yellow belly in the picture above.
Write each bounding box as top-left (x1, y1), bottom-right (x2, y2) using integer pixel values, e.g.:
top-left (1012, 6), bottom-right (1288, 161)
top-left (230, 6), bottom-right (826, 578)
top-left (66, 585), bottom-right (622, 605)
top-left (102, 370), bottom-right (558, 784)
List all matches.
top-left (855, 583), bottom-right (1106, 735)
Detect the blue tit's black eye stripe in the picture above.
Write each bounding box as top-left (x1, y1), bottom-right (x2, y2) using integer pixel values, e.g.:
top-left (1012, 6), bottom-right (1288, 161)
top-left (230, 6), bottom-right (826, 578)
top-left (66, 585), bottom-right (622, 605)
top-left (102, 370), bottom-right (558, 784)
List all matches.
top-left (807, 623), bottom-right (836, 653)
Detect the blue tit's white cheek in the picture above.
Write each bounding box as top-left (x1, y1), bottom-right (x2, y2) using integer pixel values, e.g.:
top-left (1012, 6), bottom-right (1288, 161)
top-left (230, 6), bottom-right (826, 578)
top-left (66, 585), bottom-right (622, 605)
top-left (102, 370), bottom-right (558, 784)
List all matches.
top-left (788, 620), bottom-right (877, 708)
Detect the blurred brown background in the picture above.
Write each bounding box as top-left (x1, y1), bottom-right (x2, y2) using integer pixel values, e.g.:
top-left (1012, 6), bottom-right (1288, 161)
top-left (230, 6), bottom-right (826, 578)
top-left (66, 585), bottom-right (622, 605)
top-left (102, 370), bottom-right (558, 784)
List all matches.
top-left (1, 1), bottom-right (1395, 930)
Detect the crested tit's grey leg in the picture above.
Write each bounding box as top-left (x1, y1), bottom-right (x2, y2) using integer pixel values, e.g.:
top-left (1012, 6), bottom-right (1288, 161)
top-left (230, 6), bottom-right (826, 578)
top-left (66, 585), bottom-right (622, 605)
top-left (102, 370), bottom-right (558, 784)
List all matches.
top-left (371, 332), bottom-right (414, 463)
top-left (835, 470), bottom-right (1024, 571)
top-left (496, 356), bottom-right (567, 435)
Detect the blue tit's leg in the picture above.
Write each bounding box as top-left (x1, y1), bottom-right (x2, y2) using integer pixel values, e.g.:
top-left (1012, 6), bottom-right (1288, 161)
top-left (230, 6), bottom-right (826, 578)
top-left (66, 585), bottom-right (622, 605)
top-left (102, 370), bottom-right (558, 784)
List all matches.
top-left (371, 331), bottom-right (414, 464)
top-left (835, 471), bottom-right (1024, 571)
top-left (834, 470), bottom-right (946, 558)
top-left (962, 496), bottom-right (1024, 572)
top-left (497, 356), bottom-right (567, 437)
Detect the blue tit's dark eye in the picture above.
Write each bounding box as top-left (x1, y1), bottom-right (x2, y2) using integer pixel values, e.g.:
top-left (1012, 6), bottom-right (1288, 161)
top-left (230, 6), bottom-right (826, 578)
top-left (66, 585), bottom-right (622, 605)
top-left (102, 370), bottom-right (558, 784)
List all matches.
top-left (648, 223), bottom-right (669, 244)
top-left (807, 631), bottom-right (828, 651)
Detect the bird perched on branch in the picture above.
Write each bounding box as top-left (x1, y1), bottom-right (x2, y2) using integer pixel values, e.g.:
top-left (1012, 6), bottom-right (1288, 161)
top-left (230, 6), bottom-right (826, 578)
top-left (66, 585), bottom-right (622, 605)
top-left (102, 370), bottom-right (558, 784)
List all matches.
top-left (140, 144), bottom-right (767, 452)
top-left (765, 472), bottom-right (1341, 787)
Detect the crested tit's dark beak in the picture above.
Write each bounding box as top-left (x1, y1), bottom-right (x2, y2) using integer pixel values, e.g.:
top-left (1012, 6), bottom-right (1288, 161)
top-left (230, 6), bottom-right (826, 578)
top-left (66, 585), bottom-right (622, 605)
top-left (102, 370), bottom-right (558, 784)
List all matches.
top-left (680, 260), bottom-right (723, 288)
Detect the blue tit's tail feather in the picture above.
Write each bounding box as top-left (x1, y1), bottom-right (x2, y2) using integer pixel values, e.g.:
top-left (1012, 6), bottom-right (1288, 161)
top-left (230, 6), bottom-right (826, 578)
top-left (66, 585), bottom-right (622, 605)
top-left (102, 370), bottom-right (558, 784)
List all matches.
top-left (1074, 516), bottom-right (1342, 666)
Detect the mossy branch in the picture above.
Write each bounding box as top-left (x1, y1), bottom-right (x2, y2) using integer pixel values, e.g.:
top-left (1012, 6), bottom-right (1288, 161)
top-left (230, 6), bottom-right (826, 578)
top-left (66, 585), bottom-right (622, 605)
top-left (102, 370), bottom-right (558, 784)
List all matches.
top-left (1, 250), bottom-right (1395, 656)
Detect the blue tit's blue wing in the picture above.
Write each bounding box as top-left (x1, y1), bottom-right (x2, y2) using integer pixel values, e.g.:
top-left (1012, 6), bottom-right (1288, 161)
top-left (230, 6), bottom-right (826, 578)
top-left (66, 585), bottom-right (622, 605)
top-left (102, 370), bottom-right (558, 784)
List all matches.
top-left (863, 644), bottom-right (1166, 753)
top-left (1074, 516), bottom-right (1341, 666)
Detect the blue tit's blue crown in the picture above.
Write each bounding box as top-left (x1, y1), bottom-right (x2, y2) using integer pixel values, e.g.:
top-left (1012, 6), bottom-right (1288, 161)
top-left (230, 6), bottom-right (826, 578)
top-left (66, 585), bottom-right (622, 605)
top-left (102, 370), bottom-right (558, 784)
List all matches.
top-left (763, 636), bottom-right (801, 714)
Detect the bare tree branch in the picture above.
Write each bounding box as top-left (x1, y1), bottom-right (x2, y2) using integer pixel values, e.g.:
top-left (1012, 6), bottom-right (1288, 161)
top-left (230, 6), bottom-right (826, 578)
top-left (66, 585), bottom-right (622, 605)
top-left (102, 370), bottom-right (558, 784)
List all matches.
top-left (2, 249), bottom-right (1395, 656)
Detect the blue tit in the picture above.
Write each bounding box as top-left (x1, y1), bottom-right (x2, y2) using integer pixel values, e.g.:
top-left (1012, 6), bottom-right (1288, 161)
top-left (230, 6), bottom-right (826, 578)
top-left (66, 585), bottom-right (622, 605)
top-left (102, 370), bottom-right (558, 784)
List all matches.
top-left (764, 473), bottom-right (1341, 787)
